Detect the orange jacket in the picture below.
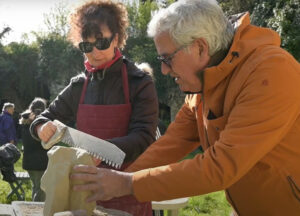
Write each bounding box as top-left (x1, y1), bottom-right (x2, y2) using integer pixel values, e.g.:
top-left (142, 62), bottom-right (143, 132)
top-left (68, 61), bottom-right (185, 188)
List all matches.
top-left (127, 13), bottom-right (300, 215)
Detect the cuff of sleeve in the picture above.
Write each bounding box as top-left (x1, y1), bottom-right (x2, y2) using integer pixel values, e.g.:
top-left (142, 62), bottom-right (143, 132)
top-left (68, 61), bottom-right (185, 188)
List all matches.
top-left (29, 117), bottom-right (50, 141)
top-left (132, 169), bottom-right (153, 202)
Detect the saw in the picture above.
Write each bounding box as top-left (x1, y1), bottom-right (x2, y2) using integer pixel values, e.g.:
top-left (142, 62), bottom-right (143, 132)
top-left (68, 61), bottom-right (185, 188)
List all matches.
top-left (41, 120), bottom-right (125, 169)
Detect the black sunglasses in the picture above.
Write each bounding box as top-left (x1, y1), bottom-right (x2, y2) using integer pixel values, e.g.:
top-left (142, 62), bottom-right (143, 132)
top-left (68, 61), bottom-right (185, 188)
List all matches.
top-left (78, 35), bottom-right (114, 53)
top-left (157, 46), bottom-right (185, 68)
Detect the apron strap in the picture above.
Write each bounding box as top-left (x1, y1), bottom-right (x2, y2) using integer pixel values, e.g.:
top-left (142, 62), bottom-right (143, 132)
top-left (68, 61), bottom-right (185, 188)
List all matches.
top-left (79, 72), bottom-right (90, 104)
top-left (79, 63), bottom-right (130, 104)
top-left (121, 63), bottom-right (130, 104)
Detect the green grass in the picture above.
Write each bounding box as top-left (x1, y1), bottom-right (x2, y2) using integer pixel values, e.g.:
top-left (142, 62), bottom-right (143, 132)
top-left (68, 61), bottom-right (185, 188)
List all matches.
top-left (179, 192), bottom-right (232, 216)
top-left (0, 144), bottom-right (232, 215)
top-left (177, 148), bottom-right (232, 216)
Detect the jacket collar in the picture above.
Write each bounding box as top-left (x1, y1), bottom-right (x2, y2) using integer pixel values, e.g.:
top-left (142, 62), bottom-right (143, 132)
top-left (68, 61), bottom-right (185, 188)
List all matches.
top-left (2, 111), bottom-right (12, 116)
top-left (84, 49), bottom-right (122, 73)
top-left (87, 57), bottom-right (147, 80)
top-left (203, 12), bottom-right (280, 92)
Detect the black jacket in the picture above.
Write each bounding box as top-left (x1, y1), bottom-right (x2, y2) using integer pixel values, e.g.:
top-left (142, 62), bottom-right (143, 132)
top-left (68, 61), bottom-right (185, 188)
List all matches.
top-left (20, 118), bottom-right (48, 170)
top-left (30, 58), bottom-right (159, 162)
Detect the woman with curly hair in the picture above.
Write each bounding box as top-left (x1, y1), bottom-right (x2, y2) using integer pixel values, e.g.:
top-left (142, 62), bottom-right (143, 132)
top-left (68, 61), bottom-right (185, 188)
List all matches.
top-left (30, 1), bottom-right (158, 215)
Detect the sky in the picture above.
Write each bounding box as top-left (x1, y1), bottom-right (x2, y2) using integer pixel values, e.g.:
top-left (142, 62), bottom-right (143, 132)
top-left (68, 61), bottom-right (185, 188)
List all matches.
top-left (0, 0), bottom-right (81, 44)
top-left (0, 0), bottom-right (133, 45)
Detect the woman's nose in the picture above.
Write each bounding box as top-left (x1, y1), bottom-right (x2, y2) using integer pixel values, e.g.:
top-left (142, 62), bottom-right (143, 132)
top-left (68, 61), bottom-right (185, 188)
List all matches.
top-left (91, 46), bottom-right (98, 54)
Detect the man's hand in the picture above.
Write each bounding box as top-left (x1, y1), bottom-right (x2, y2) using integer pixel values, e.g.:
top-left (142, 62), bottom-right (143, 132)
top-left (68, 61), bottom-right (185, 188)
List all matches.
top-left (92, 158), bottom-right (101, 166)
top-left (36, 121), bottom-right (57, 143)
top-left (71, 165), bottom-right (133, 202)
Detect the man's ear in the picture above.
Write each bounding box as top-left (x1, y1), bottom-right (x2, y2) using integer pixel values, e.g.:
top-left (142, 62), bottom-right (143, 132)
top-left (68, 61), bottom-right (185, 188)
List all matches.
top-left (199, 46), bottom-right (203, 56)
top-left (194, 38), bottom-right (209, 57)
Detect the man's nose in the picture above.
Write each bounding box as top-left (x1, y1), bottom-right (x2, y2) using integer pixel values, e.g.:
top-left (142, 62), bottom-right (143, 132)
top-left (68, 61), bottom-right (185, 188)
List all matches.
top-left (161, 63), bottom-right (171, 75)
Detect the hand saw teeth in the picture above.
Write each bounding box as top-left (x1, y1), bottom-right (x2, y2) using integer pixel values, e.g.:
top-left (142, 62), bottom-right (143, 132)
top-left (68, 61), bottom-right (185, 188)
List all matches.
top-left (72, 148), bottom-right (112, 166)
top-left (96, 154), bottom-right (102, 160)
top-left (53, 120), bottom-right (125, 170)
top-left (102, 157), bottom-right (119, 168)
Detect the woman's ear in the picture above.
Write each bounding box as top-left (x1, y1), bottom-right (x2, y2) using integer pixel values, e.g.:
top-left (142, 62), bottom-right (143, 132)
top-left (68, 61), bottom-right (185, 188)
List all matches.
top-left (113, 33), bottom-right (119, 47)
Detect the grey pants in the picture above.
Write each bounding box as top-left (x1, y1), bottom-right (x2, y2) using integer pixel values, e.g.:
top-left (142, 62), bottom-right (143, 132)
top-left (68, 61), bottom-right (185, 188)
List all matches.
top-left (28, 170), bottom-right (46, 202)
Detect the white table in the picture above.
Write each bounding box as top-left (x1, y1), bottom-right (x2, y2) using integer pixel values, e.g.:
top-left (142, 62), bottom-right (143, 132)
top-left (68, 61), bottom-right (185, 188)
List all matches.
top-left (152, 197), bottom-right (189, 216)
top-left (0, 204), bottom-right (14, 216)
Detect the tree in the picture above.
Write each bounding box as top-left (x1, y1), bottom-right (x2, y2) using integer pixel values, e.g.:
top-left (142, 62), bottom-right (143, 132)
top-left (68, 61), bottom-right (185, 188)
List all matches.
top-left (0, 27), bottom-right (11, 40)
top-left (219, 0), bottom-right (300, 61)
top-left (125, 0), bottom-right (184, 121)
top-left (36, 33), bottom-right (84, 98)
top-left (219, 0), bottom-right (256, 15)
top-left (43, 1), bottom-right (70, 37)
top-left (0, 41), bottom-right (50, 110)
top-left (251, 0), bottom-right (300, 60)
top-left (32, 2), bottom-right (84, 99)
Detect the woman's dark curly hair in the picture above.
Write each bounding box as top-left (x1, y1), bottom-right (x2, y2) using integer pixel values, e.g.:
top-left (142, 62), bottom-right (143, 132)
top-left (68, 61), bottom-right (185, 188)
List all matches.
top-left (68, 0), bottom-right (129, 49)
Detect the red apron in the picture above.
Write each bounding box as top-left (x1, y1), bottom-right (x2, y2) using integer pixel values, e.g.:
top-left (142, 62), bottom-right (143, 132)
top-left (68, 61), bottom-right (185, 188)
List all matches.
top-left (76, 64), bottom-right (152, 216)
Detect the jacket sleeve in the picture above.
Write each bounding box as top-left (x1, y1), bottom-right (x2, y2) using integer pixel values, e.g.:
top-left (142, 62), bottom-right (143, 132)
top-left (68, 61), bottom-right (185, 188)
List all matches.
top-left (30, 79), bottom-right (82, 140)
top-left (131, 55), bottom-right (300, 202)
top-left (126, 101), bottom-right (201, 172)
top-left (3, 117), bottom-right (17, 143)
top-left (108, 76), bottom-right (159, 163)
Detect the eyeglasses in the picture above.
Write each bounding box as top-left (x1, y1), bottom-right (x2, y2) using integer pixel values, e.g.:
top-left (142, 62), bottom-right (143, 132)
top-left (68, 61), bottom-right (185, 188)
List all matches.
top-left (157, 46), bottom-right (185, 68)
top-left (78, 36), bottom-right (114, 53)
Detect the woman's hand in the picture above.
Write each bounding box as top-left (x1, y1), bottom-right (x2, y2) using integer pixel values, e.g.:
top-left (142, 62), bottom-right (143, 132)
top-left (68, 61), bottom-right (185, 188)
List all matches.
top-left (71, 165), bottom-right (133, 202)
top-left (36, 121), bottom-right (57, 143)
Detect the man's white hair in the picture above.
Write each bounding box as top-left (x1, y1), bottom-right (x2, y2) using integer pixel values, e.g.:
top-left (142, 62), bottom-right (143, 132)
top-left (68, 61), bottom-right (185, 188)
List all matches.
top-left (147, 0), bottom-right (234, 56)
top-left (2, 103), bottom-right (14, 112)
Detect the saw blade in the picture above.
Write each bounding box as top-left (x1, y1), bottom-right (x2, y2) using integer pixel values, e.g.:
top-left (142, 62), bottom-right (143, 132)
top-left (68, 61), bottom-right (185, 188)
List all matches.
top-left (61, 127), bottom-right (125, 169)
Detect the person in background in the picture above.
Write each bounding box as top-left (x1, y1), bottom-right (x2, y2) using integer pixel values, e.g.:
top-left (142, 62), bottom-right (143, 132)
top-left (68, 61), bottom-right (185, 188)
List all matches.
top-left (0, 102), bottom-right (17, 146)
top-left (70, 0), bottom-right (300, 215)
top-left (19, 97), bottom-right (48, 201)
top-left (30, 0), bottom-right (158, 215)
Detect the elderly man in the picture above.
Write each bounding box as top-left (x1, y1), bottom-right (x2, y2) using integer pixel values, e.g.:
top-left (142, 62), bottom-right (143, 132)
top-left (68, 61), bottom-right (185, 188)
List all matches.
top-left (0, 103), bottom-right (17, 145)
top-left (71, 0), bottom-right (300, 215)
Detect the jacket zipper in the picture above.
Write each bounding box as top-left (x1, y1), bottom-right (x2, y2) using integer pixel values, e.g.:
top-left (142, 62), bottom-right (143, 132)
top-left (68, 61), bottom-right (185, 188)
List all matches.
top-left (200, 71), bottom-right (211, 147)
top-left (287, 176), bottom-right (300, 203)
top-left (201, 71), bottom-right (241, 215)
top-left (201, 94), bottom-right (210, 147)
